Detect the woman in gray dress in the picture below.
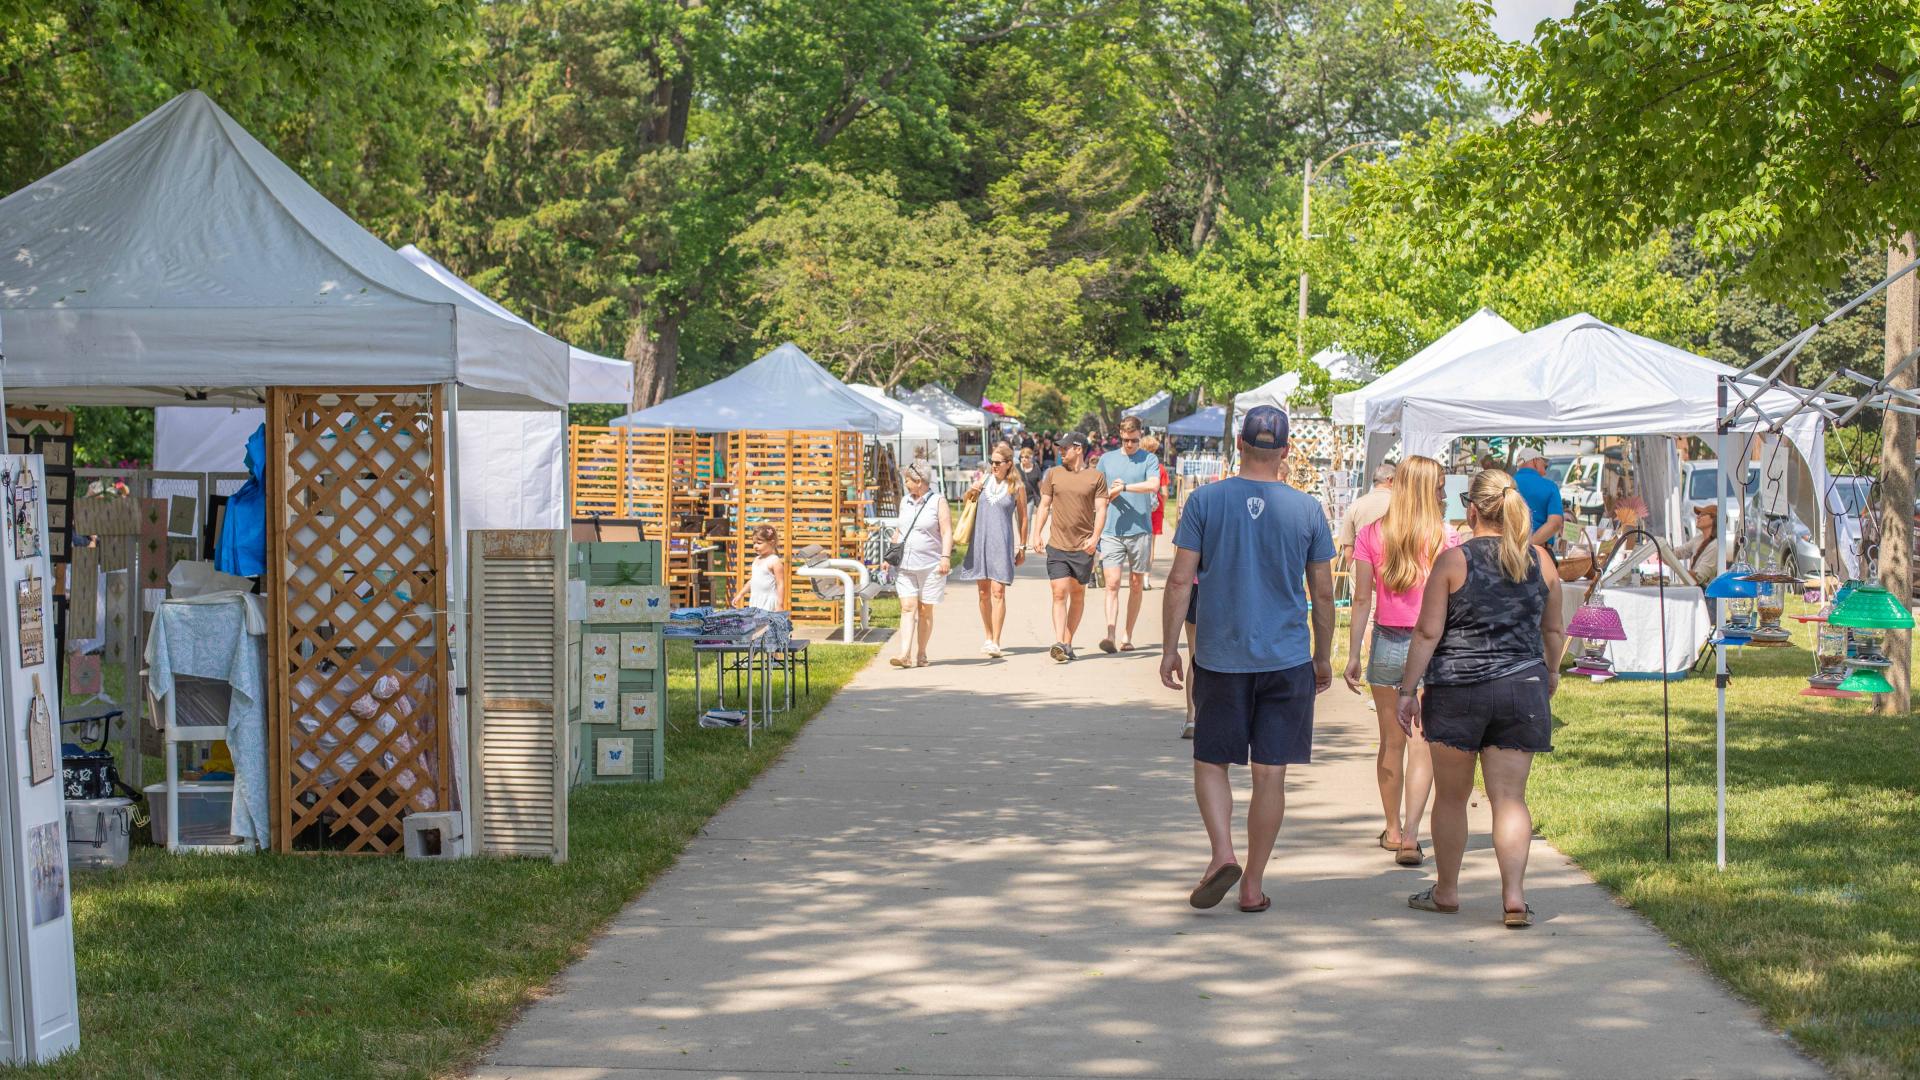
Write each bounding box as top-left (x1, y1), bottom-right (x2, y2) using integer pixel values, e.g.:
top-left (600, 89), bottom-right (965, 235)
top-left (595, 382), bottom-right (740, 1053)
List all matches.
top-left (954, 442), bottom-right (1028, 658)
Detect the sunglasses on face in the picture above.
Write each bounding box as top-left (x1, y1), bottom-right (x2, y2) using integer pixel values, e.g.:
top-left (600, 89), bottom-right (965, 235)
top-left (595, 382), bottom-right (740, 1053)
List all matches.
top-left (1459, 492), bottom-right (1472, 509)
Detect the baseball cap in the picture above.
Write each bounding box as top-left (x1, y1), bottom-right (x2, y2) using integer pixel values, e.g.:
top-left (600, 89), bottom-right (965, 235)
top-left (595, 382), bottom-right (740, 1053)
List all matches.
top-left (1239, 405), bottom-right (1289, 450)
top-left (1060, 432), bottom-right (1091, 452)
top-left (1515, 446), bottom-right (1548, 465)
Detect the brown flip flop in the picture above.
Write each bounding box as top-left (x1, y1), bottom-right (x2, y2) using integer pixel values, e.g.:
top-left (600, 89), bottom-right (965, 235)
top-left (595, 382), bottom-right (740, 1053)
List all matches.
top-left (1188, 864), bottom-right (1242, 909)
top-left (1099, 637), bottom-right (1118, 654)
top-left (1377, 830), bottom-right (1398, 852)
top-left (1408, 887), bottom-right (1459, 914)
top-left (1239, 894), bottom-right (1271, 914)
top-left (1504, 905), bottom-right (1536, 928)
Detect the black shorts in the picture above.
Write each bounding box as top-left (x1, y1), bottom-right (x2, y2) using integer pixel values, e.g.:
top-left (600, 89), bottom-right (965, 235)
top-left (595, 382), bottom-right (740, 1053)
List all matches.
top-left (1191, 661), bottom-right (1316, 766)
top-left (1046, 545), bottom-right (1094, 584)
top-left (1421, 663), bottom-right (1554, 754)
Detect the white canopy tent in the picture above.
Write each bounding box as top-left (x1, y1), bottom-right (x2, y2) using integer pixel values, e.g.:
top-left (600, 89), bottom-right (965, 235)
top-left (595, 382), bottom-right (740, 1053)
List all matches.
top-left (896, 384), bottom-right (989, 467)
top-left (1331, 308), bottom-right (1524, 476)
top-left (0, 91), bottom-right (568, 409)
top-left (612, 343), bottom-right (897, 434)
top-left (1367, 313), bottom-right (1831, 545)
top-left (850, 383), bottom-right (958, 472)
top-left (154, 245), bottom-right (635, 532)
top-left (1230, 370), bottom-right (1302, 432)
top-left (1122, 390), bottom-right (1173, 428)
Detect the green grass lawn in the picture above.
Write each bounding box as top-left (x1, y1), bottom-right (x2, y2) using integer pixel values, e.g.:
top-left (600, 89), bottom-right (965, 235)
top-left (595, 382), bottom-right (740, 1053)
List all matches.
top-left (1529, 608), bottom-right (1918, 1080)
top-left (17, 637), bottom-right (876, 1080)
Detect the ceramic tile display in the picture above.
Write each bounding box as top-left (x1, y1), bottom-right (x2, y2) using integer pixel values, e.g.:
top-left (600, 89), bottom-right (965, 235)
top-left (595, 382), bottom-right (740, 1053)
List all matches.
top-left (619, 692), bottom-right (657, 731)
top-left (584, 587), bottom-right (620, 623)
top-left (620, 631), bottom-right (657, 669)
top-left (584, 632), bottom-right (618, 664)
top-left (581, 661), bottom-right (617, 697)
top-left (26, 677), bottom-right (53, 787)
top-left (595, 737), bottom-right (633, 776)
top-left (16, 573), bottom-right (44, 668)
top-left (580, 691), bottom-right (614, 721)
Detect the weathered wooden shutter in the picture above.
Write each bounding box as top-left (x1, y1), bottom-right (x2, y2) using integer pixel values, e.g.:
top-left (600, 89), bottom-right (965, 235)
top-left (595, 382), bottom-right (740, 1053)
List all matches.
top-left (467, 529), bottom-right (568, 862)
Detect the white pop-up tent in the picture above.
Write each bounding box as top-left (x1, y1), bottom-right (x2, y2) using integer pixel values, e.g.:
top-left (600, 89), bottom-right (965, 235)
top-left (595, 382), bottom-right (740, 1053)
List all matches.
top-left (897, 384), bottom-right (989, 466)
top-left (1230, 370), bottom-right (1302, 432)
top-left (1122, 390), bottom-right (1173, 428)
top-left (1331, 308), bottom-right (1523, 475)
top-left (0, 91), bottom-right (567, 409)
top-left (613, 343), bottom-right (897, 434)
top-left (154, 244), bottom-right (635, 531)
top-left (850, 383), bottom-right (958, 471)
top-left (1369, 312), bottom-right (1830, 541)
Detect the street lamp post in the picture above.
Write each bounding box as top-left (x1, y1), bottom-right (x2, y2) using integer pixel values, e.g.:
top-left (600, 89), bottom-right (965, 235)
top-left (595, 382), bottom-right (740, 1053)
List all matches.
top-left (1298, 139), bottom-right (1395, 357)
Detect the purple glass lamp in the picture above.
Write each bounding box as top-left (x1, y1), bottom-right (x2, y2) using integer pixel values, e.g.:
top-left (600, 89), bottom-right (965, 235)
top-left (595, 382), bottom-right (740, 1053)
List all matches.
top-left (1568, 599), bottom-right (1627, 679)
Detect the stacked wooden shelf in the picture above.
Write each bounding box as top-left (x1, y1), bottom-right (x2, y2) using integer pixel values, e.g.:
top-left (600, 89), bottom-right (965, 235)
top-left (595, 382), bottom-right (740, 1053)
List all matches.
top-left (568, 425), bottom-right (725, 608)
top-left (723, 430), bottom-right (865, 626)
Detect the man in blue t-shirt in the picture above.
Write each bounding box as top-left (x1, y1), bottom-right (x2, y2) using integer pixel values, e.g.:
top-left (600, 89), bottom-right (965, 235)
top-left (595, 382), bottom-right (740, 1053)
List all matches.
top-left (1097, 416), bottom-right (1162, 653)
top-left (1159, 405), bottom-right (1334, 915)
top-left (1511, 448), bottom-right (1565, 552)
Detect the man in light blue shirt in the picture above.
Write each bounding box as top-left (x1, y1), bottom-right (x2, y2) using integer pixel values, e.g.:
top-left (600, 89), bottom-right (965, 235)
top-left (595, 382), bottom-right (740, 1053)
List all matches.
top-left (1096, 416), bottom-right (1161, 652)
top-left (1159, 405), bottom-right (1334, 914)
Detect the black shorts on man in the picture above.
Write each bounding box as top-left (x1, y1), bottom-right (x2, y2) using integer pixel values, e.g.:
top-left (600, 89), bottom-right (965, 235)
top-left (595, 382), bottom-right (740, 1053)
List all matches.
top-left (1046, 545), bottom-right (1095, 584)
top-left (1190, 661), bottom-right (1315, 766)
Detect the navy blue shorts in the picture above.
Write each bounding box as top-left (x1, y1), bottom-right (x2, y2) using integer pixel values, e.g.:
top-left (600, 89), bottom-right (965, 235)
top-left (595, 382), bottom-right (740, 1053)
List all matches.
top-left (1191, 661), bottom-right (1316, 766)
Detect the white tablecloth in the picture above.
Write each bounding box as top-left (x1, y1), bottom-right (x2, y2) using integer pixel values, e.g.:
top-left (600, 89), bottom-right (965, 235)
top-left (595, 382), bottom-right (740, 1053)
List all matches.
top-left (1561, 583), bottom-right (1711, 679)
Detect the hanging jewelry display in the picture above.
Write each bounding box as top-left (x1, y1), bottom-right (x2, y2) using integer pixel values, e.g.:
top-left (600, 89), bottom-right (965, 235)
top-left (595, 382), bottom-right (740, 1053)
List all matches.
top-left (16, 568), bottom-right (45, 668)
top-left (6, 461), bottom-right (42, 560)
top-left (26, 674), bottom-right (54, 786)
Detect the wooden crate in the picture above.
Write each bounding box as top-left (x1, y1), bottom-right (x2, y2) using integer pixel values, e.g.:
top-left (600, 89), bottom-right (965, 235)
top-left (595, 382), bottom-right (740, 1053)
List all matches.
top-left (724, 430), bottom-right (865, 625)
top-left (267, 387), bottom-right (452, 853)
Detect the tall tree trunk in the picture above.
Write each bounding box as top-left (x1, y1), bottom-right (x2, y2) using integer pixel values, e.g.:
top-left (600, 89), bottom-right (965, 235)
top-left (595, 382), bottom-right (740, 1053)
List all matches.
top-left (954, 361), bottom-right (994, 411)
top-left (1190, 163), bottom-right (1223, 252)
top-left (1879, 232), bottom-right (1917, 714)
top-left (626, 309), bottom-right (682, 410)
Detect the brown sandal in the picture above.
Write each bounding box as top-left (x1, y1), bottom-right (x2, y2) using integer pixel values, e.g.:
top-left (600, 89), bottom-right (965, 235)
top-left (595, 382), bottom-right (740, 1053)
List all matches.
top-left (1377, 830), bottom-right (1399, 852)
top-left (1188, 864), bottom-right (1242, 909)
top-left (1239, 894), bottom-right (1271, 913)
top-left (1395, 842), bottom-right (1425, 867)
top-left (1504, 905), bottom-right (1536, 928)
top-left (1408, 887), bottom-right (1459, 914)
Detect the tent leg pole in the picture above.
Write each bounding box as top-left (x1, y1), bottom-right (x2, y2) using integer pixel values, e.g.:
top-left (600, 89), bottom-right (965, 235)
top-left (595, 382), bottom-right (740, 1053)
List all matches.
top-left (448, 384), bottom-right (472, 838)
top-left (1714, 427), bottom-right (1729, 871)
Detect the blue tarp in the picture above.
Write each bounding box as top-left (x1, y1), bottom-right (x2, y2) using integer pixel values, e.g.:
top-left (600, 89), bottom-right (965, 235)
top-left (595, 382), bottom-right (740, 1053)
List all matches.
top-left (1167, 406), bottom-right (1228, 438)
top-left (215, 424), bottom-right (266, 576)
top-left (612, 342), bottom-right (900, 434)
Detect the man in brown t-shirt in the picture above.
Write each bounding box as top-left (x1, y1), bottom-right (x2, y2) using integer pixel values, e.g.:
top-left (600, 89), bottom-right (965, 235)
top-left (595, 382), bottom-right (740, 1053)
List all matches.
top-left (1028, 432), bottom-right (1108, 662)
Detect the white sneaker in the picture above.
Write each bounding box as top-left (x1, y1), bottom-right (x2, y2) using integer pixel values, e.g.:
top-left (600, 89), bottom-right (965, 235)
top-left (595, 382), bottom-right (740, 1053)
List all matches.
top-left (981, 639), bottom-right (998, 655)
top-left (987, 641), bottom-right (1005, 658)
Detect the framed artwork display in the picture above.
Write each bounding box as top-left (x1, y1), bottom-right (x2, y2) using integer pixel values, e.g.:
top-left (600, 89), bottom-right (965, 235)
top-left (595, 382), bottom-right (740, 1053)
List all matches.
top-left (17, 573), bottom-right (45, 667)
top-left (620, 631), bottom-right (657, 669)
top-left (67, 652), bottom-right (102, 697)
top-left (44, 472), bottom-right (68, 503)
top-left (583, 632), bottom-right (618, 665)
top-left (27, 820), bottom-right (65, 926)
top-left (619, 692), bottom-right (657, 731)
top-left (581, 661), bottom-right (617, 698)
top-left (168, 494), bottom-right (197, 536)
top-left (32, 435), bottom-right (72, 468)
top-left (595, 737), bottom-right (633, 776)
top-left (27, 674), bottom-right (54, 786)
top-left (47, 531), bottom-right (67, 562)
top-left (580, 691), bottom-right (614, 721)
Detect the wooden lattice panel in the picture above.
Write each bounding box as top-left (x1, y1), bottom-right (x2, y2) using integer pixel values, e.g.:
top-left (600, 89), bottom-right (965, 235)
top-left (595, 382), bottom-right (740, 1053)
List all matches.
top-left (268, 388), bottom-right (452, 853)
top-left (570, 426), bottom-right (726, 607)
top-left (726, 430), bottom-right (865, 624)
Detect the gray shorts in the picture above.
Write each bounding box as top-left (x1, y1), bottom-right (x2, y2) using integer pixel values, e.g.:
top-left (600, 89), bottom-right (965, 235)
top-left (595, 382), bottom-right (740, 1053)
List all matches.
top-left (1366, 625), bottom-right (1415, 688)
top-left (1099, 532), bottom-right (1152, 574)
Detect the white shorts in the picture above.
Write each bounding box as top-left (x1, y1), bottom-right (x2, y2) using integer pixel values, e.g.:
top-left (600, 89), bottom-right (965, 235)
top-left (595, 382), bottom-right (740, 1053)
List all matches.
top-left (895, 565), bottom-right (948, 605)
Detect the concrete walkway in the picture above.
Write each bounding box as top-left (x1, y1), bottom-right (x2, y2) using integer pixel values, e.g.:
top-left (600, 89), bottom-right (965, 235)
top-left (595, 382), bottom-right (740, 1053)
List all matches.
top-left (478, 553), bottom-right (1821, 1079)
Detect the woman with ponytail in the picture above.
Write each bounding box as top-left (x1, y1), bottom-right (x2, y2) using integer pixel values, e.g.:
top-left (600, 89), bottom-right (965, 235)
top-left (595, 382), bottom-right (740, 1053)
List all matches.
top-left (1395, 468), bottom-right (1565, 928)
top-left (1343, 455), bottom-right (1457, 867)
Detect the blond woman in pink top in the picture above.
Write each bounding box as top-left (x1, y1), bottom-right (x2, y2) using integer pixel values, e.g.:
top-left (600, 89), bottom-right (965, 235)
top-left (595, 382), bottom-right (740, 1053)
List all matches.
top-left (1343, 455), bottom-right (1459, 867)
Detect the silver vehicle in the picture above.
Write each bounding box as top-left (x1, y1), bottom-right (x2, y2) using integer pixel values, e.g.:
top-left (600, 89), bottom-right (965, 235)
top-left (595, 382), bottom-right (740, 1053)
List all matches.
top-left (1681, 461), bottom-right (1829, 578)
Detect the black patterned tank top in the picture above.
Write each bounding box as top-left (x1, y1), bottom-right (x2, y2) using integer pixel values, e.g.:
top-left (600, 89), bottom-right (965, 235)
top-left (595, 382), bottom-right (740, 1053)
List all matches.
top-left (1426, 537), bottom-right (1549, 686)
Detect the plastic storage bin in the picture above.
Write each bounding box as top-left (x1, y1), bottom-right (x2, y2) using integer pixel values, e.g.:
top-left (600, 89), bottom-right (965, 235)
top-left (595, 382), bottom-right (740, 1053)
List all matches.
top-left (66, 796), bottom-right (135, 869)
top-left (142, 782), bottom-right (241, 848)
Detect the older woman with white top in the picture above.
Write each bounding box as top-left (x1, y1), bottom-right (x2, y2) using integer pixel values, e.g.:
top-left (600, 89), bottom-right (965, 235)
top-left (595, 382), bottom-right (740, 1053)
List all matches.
top-left (891, 462), bottom-right (954, 668)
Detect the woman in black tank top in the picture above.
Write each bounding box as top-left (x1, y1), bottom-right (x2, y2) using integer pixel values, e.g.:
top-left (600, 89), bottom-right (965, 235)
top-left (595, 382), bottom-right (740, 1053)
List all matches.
top-left (1394, 469), bottom-right (1565, 928)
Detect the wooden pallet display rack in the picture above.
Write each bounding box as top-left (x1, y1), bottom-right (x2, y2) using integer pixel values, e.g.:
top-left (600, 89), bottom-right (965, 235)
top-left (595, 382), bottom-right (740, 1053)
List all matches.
top-left (725, 430), bottom-right (865, 625)
top-left (267, 387), bottom-right (453, 853)
top-left (568, 426), bottom-right (723, 608)
top-left (569, 540), bottom-right (668, 784)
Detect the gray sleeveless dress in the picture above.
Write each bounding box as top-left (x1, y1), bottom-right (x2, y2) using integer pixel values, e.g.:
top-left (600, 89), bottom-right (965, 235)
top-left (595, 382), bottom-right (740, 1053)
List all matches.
top-left (953, 477), bottom-right (1019, 585)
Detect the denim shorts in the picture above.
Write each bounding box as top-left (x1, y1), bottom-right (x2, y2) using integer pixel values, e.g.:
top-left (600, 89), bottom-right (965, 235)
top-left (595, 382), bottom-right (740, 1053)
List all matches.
top-left (1365, 625), bottom-right (1414, 688)
top-left (1421, 663), bottom-right (1554, 754)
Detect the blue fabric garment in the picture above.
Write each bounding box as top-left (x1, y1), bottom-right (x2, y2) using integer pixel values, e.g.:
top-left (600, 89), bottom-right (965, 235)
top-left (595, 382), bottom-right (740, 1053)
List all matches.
top-left (1512, 467), bottom-right (1564, 543)
top-left (1173, 476), bottom-right (1334, 673)
top-left (215, 423), bottom-right (267, 576)
top-left (1098, 449), bottom-right (1159, 537)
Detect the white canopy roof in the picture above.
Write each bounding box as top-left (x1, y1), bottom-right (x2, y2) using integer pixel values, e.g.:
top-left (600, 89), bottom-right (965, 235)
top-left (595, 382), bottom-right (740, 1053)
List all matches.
top-left (1122, 390), bottom-right (1172, 427)
top-left (396, 245), bottom-right (630, 405)
top-left (1330, 307), bottom-right (1521, 425)
top-left (1372, 312), bottom-right (1829, 528)
top-left (898, 384), bottom-right (989, 430)
top-left (849, 384), bottom-right (957, 441)
top-left (1231, 370), bottom-right (1302, 431)
top-left (0, 91), bottom-right (568, 409)
top-left (612, 342), bottom-right (899, 434)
